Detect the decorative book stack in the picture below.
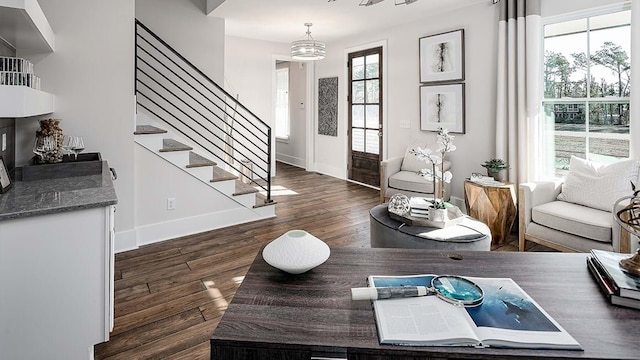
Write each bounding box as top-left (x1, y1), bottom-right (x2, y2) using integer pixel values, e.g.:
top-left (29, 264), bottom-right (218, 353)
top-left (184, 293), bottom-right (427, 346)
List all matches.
top-left (587, 249), bottom-right (640, 309)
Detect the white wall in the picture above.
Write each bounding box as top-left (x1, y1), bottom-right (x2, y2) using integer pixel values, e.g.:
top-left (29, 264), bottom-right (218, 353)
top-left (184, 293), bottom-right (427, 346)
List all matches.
top-left (276, 61), bottom-right (307, 168)
top-left (16, 0), bottom-right (136, 236)
top-left (315, 1), bottom-right (498, 202)
top-left (136, 0), bottom-right (225, 85)
top-left (225, 36), bottom-right (291, 175)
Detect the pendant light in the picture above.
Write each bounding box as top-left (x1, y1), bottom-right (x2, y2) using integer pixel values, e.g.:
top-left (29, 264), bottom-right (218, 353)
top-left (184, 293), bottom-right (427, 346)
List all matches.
top-left (291, 23), bottom-right (326, 61)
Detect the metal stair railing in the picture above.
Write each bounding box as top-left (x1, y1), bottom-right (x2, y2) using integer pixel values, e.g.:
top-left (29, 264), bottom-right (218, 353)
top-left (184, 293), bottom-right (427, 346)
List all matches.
top-left (135, 19), bottom-right (272, 204)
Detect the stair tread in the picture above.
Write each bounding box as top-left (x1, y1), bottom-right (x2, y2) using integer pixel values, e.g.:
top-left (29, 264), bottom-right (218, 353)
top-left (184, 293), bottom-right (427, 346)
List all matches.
top-left (134, 125), bottom-right (167, 135)
top-left (186, 152), bottom-right (216, 168)
top-left (159, 139), bottom-right (193, 152)
top-left (233, 180), bottom-right (259, 196)
top-left (210, 166), bottom-right (238, 182)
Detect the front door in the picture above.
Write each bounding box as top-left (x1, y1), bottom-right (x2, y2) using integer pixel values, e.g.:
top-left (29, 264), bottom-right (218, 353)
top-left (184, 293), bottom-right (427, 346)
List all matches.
top-left (348, 47), bottom-right (383, 187)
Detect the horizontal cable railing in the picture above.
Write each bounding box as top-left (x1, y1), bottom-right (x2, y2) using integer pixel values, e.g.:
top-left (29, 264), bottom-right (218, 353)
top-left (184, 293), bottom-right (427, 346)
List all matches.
top-left (135, 19), bottom-right (272, 204)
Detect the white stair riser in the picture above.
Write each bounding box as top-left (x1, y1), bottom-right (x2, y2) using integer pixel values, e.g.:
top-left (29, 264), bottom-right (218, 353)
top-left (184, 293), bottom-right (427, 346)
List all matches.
top-left (233, 193), bottom-right (256, 208)
top-left (253, 204), bottom-right (276, 218)
top-left (134, 133), bottom-right (164, 152)
top-left (209, 180), bottom-right (235, 194)
top-left (159, 151), bottom-right (190, 167)
top-left (187, 167), bottom-right (214, 182)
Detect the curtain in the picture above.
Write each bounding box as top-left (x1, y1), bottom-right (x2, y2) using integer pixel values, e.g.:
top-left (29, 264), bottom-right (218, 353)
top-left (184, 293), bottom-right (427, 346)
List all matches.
top-left (631, 0), bottom-right (640, 158)
top-left (495, 0), bottom-right (541, 185)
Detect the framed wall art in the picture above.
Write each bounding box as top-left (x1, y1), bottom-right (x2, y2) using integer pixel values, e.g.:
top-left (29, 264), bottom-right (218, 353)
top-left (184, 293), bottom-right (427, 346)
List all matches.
top-left (0, 156), bottom-right (12, 193)
top-left (419, 29), bottom-right (465, 84)
top-left (420, 83), bottom-right (465, 134)
top-left (318, 77), bottom-right (338, 136)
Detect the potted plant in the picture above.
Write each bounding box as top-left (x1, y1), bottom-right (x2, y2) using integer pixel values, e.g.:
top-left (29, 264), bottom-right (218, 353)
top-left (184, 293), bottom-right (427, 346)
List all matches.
top-left (410, 128), bottom-right (455, 220)
top-left (481, 158), bottom-right (510, 181)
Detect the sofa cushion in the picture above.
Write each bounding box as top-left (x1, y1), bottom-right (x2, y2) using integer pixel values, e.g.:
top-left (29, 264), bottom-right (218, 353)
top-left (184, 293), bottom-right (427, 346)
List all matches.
top-left (401, 143), bottom-right (432, 172)
top-left (557, 156), bottom-right (640, 212)
top-left (532, 200), bottom-right (611, 243)
top-left (389, 170), bottom-right (435, 194)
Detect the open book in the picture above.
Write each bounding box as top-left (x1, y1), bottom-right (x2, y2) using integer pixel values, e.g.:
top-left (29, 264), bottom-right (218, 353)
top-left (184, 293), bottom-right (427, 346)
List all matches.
top-left (368, 274), bottom-right (582, 350)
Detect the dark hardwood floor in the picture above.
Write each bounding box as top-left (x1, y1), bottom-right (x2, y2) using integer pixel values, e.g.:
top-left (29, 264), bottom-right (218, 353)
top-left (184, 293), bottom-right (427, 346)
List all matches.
top-left (94, 162), bottom-right (547, 359)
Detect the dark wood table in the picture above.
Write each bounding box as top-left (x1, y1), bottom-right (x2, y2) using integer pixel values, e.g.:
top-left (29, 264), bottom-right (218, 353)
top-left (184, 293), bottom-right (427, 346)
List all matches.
top-left (210, 248), bottom-right (640, 359)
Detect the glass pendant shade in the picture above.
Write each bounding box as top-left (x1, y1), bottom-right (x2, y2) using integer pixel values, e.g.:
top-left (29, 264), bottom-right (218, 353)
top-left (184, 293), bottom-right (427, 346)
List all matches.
top-left (291, 23), bottom-right (325, 61)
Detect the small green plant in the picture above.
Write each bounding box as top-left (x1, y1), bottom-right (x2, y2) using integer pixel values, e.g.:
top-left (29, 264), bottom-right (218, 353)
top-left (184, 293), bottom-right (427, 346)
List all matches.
top-left (481, 158), bottom-right (510, 173)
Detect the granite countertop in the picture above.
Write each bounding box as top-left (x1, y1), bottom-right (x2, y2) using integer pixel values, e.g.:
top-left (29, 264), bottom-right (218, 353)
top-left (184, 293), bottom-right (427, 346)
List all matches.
top-left (0, 161), bottom-right (118, 221)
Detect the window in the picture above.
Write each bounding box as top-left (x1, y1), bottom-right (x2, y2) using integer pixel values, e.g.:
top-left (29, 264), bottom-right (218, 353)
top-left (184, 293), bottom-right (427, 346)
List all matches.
top-left (540, 9), bottom-right (631, 178)
top-left (275, 66), bottom-right (290, 141)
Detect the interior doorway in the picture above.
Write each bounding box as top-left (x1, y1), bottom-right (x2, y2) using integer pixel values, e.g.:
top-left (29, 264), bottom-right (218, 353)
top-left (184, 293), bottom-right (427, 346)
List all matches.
top-left (274, 60), bottom-right (308, 170)
top-left (347, 46), bottom-right (383, 187)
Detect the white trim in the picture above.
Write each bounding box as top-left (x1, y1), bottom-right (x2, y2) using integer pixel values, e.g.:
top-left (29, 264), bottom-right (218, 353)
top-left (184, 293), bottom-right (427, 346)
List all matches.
top-left (276, 152), bottom-right (306, 168)
top-left (135, 207), bottom-right (274, 247)
top-left (343, 39), bottom-right (388, 180)
top-left (542, 2), bottom-right (630, 25)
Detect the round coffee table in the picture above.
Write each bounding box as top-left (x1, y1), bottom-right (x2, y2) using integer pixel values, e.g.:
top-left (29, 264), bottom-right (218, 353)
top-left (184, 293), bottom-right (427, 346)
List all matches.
top-left (369, 204), bottom-right (491, 251)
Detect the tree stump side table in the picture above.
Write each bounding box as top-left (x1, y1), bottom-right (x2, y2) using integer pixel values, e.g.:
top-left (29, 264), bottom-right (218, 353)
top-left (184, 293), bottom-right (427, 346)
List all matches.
top-left (463, 180), bottom-right (517, 246)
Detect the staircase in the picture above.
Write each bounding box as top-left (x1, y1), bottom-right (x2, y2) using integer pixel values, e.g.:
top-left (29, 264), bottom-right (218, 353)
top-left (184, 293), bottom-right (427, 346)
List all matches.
top-left (133, 19), bottom-right (275, 243)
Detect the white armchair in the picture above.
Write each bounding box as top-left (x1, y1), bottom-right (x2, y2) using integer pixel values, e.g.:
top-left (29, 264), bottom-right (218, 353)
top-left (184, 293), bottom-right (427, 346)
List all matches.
top-left (519, 180), bottom-right (631, 253)
top-left (380, 155), bottom-right (451, 203)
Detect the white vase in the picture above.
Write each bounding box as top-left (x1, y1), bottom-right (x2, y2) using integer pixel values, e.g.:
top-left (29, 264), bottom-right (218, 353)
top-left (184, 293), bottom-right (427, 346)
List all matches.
top-left (429, 208), bottom-right (448, 222)
top-left (262, 230), bottom-right (330, 274)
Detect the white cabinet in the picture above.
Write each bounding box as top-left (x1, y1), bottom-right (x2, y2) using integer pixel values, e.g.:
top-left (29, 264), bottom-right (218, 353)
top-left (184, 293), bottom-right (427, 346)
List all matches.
top-left (0, 206), bottom-right (115, 360)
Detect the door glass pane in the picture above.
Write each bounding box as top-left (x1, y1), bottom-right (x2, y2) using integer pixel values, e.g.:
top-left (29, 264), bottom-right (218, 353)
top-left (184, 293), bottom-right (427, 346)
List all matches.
top-left (365, 105), bottom-right (379, 129)
top-left (366, 80), bottom-right (379, 103)
top-left (365, 129), bottom-right (379, 155)
top-left (352, 129), bottom-right (365, 152)
top-left (588, 102), bottom-right (630, 161)
top-left (365, 54), bottom-right (379, 79)
top-left (352, 81), bottom-right (365, 103)
top-left (352, 57), bottom-right (364, 80)
top-left (352, 105), bottom-right (365, 128)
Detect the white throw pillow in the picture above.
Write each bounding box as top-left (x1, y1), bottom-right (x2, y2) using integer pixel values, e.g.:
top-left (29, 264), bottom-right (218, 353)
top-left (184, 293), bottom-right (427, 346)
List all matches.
top-left (557, 156), bottom-right (640, 212)
top-left (401, 143), bottom-right (433, 173)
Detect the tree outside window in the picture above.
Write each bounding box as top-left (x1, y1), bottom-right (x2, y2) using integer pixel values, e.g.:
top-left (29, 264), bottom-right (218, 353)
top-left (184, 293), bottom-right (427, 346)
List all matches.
top-left (541, 10), bottom-right (631, 178)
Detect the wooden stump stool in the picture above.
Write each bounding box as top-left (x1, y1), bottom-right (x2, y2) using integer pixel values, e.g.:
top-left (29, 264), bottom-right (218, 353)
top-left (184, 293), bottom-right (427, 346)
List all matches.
top-left (464, 180), bottom-right (517, 246)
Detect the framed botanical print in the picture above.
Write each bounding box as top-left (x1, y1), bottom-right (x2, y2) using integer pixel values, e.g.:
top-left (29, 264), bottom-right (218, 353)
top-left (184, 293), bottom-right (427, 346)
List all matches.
top-left (420, 83), bottom-right (465, 134)
top-left (419, 29), bottom-right (465, 84)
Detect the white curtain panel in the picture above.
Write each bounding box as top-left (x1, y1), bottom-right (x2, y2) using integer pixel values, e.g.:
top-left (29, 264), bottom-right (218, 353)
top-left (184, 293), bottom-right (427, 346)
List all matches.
top-left (631, 0), bottom-right (640, 159)
top-left (495, 0), bottom-right (541, 184)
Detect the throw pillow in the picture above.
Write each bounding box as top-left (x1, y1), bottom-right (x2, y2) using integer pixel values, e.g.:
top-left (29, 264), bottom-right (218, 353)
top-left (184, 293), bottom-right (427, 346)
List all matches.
top-left (557, 156), bottom-right (640, 212)
top-left (401, 143), bottom-right (433, 173)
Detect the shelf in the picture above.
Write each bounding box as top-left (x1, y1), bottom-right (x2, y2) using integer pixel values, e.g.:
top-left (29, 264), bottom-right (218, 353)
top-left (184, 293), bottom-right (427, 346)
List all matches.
top-left (0, 85), bottom-right (54, 117)
top-left (0, 0), bottom-right (54, 52)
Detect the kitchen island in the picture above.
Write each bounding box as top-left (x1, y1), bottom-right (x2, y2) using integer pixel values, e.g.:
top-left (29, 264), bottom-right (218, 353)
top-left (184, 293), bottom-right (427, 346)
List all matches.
top-left (0, 162), bottom-right (117, 360)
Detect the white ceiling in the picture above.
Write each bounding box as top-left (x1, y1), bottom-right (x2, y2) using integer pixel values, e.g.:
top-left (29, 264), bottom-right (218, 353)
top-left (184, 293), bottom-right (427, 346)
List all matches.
top-left (210, 0), bottom-right (488, 43)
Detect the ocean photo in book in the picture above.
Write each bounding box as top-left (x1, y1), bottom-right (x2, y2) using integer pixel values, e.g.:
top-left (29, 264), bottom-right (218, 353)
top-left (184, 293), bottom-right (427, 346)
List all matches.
top-left (368, 274), bottom-right (581, 349)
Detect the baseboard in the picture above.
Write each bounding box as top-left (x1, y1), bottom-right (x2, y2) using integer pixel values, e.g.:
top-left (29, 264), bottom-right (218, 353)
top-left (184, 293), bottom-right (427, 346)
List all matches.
top-left (115, 229), bottom-right (138, 253)
top-left (135, 207), bottom-right (270, 247)
top-left (276, 153), bottom-right (306, 169)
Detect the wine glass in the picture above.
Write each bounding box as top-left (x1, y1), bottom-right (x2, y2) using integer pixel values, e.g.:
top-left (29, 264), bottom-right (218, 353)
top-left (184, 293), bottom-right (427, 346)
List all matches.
top-left (71, 136), bottom-right (85, 161)
top-left (33, 136), bottom-right (56, 163)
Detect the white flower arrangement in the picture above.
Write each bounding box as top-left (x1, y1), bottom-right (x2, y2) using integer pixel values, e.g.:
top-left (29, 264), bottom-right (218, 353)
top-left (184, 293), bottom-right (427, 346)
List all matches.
top-left (410, 128), bottom-right (456, 209)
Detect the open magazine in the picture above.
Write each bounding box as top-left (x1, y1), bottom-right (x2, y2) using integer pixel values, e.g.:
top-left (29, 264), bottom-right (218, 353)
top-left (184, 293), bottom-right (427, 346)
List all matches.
top-left (368, 274), bottom-right (582, 350)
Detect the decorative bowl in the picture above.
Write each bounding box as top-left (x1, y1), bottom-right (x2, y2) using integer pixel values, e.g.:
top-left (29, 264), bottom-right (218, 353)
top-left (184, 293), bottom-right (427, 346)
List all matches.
top-left (262, 230), bottom-right (330, 274)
